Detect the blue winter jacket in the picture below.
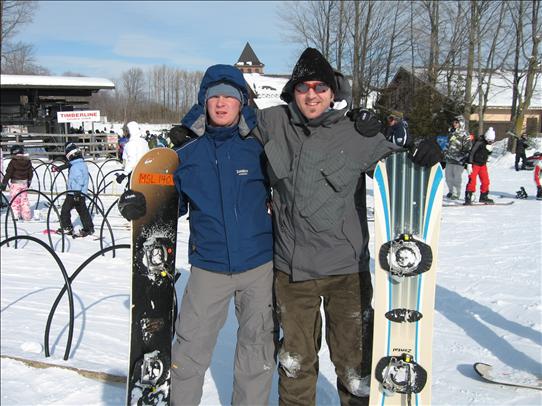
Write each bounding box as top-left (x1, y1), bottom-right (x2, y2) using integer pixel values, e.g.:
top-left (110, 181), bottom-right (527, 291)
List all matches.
top-left (174, 64), bottom-right (273, 274)
top-left (67, 158), bottom-right (89, 195)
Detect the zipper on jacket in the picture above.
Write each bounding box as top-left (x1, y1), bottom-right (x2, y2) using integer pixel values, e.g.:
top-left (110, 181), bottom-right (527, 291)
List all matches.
top-left (213, 142), bottom-right (233, 273)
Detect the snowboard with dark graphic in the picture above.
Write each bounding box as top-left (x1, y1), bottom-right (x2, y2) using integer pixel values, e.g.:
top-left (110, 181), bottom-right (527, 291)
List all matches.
top-left (126, 148), bottom-right (179, 405)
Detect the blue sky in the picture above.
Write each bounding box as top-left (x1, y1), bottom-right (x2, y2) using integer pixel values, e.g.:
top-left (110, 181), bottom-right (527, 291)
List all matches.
top-left (16, 1), bottom-right (301, 79)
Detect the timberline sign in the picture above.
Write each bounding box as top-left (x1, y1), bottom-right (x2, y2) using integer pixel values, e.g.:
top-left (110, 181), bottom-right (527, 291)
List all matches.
top-left (57, 110), bottom-right (100, 123)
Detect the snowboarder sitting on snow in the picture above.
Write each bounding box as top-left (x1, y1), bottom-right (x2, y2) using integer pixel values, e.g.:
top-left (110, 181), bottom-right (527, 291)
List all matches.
top-left (0, 145), bottom-right (33, 221)
top-left (119, 64), bottom-right (276, 406)
top-left (55, 143), bottom-right (94, 237)
top-left (464, 127), bottom-right (496, 205)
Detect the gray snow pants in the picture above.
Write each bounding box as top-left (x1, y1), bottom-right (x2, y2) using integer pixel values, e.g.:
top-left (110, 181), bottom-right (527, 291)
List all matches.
top-left (170, 261), bottom-right (275, 406)
top-left (445, 163), bottom-right (465, 197)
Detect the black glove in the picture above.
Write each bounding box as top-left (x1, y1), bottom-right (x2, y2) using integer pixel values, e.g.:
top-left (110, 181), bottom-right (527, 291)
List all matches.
top-left (347, 108), bottom-right (382, 138)
top-left (115, 173), bottom-right (127, 184)
top-left (118, 189), bottom-right (146, 220)
top-left (169, 125), bottom-right (197, 148)
top-left (0, 184), bottom-right (6, 192)
top-left (73, 192), bottom-right (84, 204)
top-left (409, 137), bottom-right (443, 167)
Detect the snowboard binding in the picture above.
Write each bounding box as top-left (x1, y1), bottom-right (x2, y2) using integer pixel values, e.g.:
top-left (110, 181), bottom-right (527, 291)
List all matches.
top-left (379, 234), bottom-right (433, 277)
top-left (141, 237), bottom-right (175, 282)
top-left (375, 353), bottom-right (427, 403)
top-left (385, 308), bottom-right (423, 323)
top-left (130, 351), bottom-right (170, 405)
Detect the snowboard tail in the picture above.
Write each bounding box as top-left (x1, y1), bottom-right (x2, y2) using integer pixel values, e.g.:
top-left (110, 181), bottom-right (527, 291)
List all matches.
top-left (370, 152), bottom-right (444, 405)
top-left (127, 148), bottom-right (179, 406)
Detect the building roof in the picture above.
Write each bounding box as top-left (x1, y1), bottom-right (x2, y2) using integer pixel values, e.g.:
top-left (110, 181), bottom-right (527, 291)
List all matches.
top-left (403, 67), bottom-right (542, 109)
top-left (236, 42), bottom-right (264, 67)
top-left (0, 74), bottom-right (115, 90)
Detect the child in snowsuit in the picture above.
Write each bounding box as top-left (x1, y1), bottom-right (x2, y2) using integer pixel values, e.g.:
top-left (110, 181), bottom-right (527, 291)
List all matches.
top-left (465, 127), bottom-right (496, 205)
top-left (0, 145), bottom-right (33, 220)
top-left (57, 143), bottom-right (94, 237)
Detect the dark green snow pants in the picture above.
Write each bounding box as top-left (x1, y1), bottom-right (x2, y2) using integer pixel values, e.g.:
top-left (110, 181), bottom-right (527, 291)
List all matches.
top-left (275, 270), bottom-right (374, 406)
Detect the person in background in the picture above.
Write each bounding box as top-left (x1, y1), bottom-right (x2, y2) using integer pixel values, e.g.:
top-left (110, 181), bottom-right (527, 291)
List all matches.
top-left (56, 142), bottom-right (94, 237)
top-left (118, 64), bottom-right (275, 406)
top-left (465, 127), bottom-right (496, 205)
top-left (116, 121), bottom-right (149, 184)
top-left (534, 157), bottom-right (542, 200)
top-left (515, 133), bottom-right (529, 171)
top-left (444, 116), bottom-right (472, 199)
top-left (0, 145), bottom-right (33, 221)
top-left (383, 113), bottom-right (412, 148)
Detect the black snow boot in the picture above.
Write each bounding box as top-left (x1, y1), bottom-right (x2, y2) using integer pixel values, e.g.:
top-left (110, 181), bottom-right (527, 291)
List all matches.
top-left (464, 191), bottom-right (473, 205)
top-left (537, 186), bottom-right (542, 200)
top-left (479, 192), bottom-right (494, 204)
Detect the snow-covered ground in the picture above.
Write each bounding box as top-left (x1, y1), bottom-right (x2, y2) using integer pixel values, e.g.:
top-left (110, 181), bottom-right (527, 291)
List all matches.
top-left (1, 147), bottom-right (541, 405)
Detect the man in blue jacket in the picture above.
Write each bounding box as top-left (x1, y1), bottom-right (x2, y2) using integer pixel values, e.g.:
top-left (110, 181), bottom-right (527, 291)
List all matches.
top-left (120, 64), bottom-right (275, 405)
top-left (56, 142), bottom-right (94, 237)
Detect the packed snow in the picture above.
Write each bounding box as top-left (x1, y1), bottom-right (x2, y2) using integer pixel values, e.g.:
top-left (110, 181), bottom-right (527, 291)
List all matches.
top-left (1, 143), bottom-right (541, 405)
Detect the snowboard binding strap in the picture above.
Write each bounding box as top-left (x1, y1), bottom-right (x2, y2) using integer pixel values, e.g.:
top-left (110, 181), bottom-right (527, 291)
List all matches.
top-left (379, 234), bottom-right (433, 277)
top-left (375, 353), bottom-right (427, 405)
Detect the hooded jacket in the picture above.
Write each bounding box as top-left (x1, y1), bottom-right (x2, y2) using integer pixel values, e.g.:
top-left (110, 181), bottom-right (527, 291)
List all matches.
top-left (122, 121), bottom-right (150, 174)
top-left (1, 155), bottom-right (33, 187)
top-left (173, 64), bottom-right (272, 274)
top-left (253, 98), bottom-right (401, 281)
top-left (66, 158), bottom-right (89, 194)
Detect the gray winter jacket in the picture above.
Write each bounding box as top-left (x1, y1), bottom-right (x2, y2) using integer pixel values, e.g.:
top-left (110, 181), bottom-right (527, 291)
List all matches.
top-left (254, 103), bottom-right (400, 281)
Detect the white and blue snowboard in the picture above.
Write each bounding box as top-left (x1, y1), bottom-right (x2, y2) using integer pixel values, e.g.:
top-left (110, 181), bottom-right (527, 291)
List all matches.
top-left (370, 151), bottom-right (444, 405)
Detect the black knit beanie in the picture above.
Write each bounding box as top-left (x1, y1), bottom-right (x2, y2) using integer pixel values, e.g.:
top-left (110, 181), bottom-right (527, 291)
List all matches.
top-left (280, 48), bottom-right (337, 103)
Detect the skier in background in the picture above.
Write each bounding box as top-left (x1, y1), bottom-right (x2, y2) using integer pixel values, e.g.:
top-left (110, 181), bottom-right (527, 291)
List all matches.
top-left (465, 127), bottom-right (496, 205)
top-left (515, 133), bottom-right (529, 171)
top-left (444, 116), bottom-right (472, 199)
top-left (534, 157), bottom-right (542, 200)
top-left (56, 143), bottom-right (94, 237)
top-left (116, 121), bottom-right (149, 185)
top-left (383, 113), bottom-right (412, 148)
top-left (0, 145), bottom-right (33, 221)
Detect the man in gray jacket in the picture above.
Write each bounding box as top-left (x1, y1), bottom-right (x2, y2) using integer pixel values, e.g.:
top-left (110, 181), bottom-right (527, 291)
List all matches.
top-left (252, 48), bottom-right (440, 406)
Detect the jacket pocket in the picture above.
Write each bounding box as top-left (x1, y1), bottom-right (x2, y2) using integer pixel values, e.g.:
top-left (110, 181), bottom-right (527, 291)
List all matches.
top-left (299, 152), bottom-right (359, 232)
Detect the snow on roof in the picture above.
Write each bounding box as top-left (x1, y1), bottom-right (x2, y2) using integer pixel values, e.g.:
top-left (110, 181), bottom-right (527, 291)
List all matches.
top-left (411, 68), bottom-right (542, 109)
top-left (0, 74), bottom-right (115, 90)
top-left (243, 73), bottom-right (288, 108)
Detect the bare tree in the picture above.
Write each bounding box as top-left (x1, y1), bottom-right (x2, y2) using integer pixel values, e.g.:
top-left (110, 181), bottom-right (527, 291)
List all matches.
top-left (508, 0), bottom-right (541, 137)
top-left (1, 0), bottom-right (37, 65)
top-left (2, 41), bottom-right (49, 74)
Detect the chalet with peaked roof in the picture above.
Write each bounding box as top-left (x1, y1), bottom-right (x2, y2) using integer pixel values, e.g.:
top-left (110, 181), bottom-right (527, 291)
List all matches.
top-left (235, 42), bottom-right (265, 74)
top-left (379, 67), bottom-right (542, 140)
top-left (234, 42), bottom-right (289, 108)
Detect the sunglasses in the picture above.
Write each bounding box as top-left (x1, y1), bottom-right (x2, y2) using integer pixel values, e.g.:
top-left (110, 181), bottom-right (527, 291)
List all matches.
top-left (294, 82), bottom-right (330, 94)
